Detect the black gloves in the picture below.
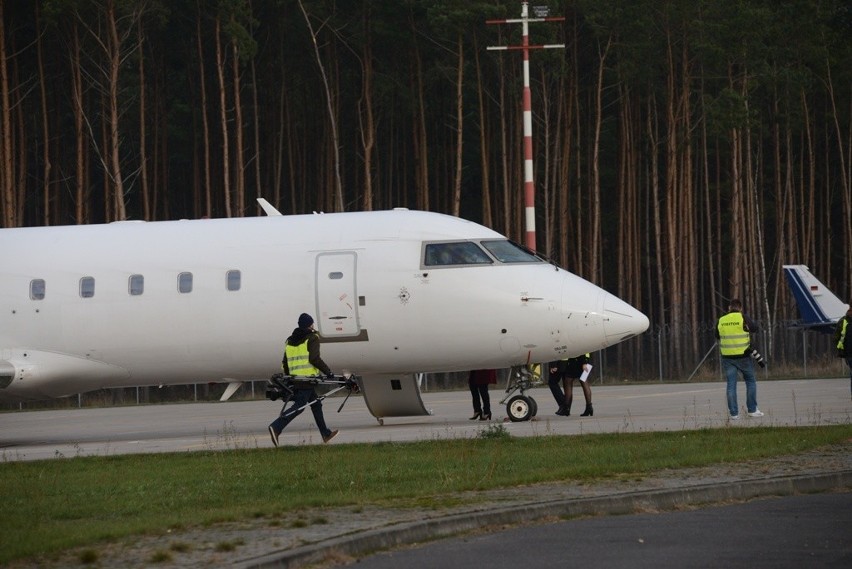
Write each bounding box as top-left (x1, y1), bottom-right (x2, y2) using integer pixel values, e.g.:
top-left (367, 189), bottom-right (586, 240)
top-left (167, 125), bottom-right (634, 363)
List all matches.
top-left (326, 371), bottom-right (336, 379)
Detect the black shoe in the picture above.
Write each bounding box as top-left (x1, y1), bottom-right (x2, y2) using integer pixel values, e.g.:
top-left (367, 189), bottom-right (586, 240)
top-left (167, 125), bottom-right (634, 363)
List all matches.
top-left (555, 406), bottom-right (567, 416)
top-left (580, 404), bottom-right (594, 417)
top-left (479, 413), bottom-right (491, 421)
top-left (268, 425), bottom-right (279, 447)
top-left (469, 412), bottom-right (481, 420)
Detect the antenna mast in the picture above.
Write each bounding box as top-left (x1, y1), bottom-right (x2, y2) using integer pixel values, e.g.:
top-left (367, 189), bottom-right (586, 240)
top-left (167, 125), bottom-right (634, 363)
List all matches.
top-left (487, 2), bottom-right (564, 252)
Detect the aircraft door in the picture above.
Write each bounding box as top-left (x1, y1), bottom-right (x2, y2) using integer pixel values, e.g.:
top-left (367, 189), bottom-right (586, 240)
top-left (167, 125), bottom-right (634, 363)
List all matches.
top-left (315, 252), bottom-right (361, 338)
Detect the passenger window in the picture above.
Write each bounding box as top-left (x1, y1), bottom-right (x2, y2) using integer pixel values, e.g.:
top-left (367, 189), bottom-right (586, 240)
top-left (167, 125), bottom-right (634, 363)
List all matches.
top-left (30, 279), bottom-right (45, 300)
top-left (423, 242), bottom-right (493, 266)
top-left (129, 274), bottom-right (144, 296)
top-left (328, 272), bottom-right (343, 280)
top-left (226, 270), bottom-right (241, 291)
top-left (80, 277), bottom-right (95, 298)
top-left (481, 240), bottom-right (542, 263)
top-left (178, 272), bottom-right (193, 293)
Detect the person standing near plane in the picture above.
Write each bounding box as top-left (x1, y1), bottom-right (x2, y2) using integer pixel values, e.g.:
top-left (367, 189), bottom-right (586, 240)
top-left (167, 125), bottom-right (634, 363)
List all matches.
top-left (716, 299), bottom-right (763, 420)
top-left (548, 359), bottom-right (569, 415)
top-left (549, 354), bottom-right (593, 416)
top-left (268, 313), bottom-right (339, 446)
top-left (468, 369), bottom-right (497, 420)
top-left (834, 303), bottom-right (852, 400)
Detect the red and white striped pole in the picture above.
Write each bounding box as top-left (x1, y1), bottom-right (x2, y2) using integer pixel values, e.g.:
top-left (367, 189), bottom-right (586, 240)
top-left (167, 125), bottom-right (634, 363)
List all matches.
top-left (487, 2), bottom-right (564, 253)
top-left (520, 2), bottom-right (535, 251)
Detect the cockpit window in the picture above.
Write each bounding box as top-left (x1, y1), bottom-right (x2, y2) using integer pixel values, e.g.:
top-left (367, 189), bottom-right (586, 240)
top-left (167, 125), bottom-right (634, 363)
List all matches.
top-left (481, 240), bottom-right (542, 263)
top-left (424, 242), bottom-right (494, 266)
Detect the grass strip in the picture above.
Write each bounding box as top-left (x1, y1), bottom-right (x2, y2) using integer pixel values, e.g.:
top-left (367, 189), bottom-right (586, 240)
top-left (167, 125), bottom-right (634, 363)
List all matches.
top-left (1, 424), bottom-right (850, 563)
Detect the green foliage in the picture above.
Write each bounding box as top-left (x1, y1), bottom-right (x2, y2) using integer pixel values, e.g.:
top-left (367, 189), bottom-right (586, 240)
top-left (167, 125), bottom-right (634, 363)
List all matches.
top-left (477, 423), bottom-right (511, 440)
top-left (0, 425), bottom-right (849, 564)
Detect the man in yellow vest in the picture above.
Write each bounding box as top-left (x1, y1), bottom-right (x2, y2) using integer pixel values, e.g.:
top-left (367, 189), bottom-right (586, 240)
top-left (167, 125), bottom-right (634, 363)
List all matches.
top-left (268, 313), bottom-right (339, 446)
top-left (716, 299), bottom-right (763, 420)
top-left (834, 302), bottom-right (852, 400)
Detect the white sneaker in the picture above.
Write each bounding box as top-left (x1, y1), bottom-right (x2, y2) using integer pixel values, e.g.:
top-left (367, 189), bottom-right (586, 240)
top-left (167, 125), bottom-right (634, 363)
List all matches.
top-left (748, 410), bottom-right (764, 418)
top-left (730, 415), bottom-right (740, 420)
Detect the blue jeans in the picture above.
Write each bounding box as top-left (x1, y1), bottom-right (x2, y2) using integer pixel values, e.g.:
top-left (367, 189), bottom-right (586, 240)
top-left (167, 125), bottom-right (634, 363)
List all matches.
top-left (270, 388), bottom-right (332, 438)
top-left (722, 357), bottom-right (757, 416)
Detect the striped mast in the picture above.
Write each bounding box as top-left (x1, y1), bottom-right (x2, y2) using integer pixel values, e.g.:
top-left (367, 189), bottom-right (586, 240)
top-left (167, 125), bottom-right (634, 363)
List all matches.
top-left (487, 2), bottom-right (564, 252)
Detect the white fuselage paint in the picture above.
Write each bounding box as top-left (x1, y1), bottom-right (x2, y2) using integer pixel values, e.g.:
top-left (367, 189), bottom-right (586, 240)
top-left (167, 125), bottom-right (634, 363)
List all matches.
top-left (0, 209), bottom-right (649, 401)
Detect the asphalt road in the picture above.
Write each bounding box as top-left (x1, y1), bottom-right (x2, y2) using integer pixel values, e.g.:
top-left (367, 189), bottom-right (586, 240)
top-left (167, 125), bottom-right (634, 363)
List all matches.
top-left (1, 377), bottom-right (849, 462)
top-left (348, 492), bottom-right (852, 569)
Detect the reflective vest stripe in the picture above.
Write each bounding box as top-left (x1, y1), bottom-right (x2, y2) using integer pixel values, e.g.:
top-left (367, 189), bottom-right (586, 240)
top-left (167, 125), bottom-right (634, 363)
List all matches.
top-left (838, 319), bottom-right (849, 351)
top-left (718, 313), bottom-right (749, 356)
top-left (285, 340), bottom-right (320, 376)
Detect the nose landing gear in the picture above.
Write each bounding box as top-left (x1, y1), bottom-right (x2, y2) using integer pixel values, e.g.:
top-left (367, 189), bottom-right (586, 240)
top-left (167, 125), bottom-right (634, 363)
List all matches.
top-left (499, 365), bottom-right (541, 422)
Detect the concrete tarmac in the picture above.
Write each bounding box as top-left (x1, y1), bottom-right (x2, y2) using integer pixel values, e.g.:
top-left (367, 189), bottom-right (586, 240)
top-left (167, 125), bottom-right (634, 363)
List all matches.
top-left (0, 377), bottom-right (849, 462)
top-left (0, 378), bottom-right (850, 568)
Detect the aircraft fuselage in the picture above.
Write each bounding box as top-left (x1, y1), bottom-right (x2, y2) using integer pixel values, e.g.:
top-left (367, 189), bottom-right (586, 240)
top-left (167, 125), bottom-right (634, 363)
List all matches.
top-left (1, 209), bottom-right (649, 402)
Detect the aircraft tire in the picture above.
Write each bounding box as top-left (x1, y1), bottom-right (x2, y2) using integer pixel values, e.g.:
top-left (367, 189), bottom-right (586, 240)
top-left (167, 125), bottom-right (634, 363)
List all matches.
top-left (506, 395), bottom-right (534, 422)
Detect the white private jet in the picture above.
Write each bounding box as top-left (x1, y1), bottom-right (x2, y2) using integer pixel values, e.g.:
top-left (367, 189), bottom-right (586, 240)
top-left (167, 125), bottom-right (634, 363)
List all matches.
top-left (0, 200), bottom-right (649, 421)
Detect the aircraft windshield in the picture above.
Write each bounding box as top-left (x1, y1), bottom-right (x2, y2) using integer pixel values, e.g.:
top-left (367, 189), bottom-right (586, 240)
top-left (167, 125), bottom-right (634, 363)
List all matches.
top-left (422, 239), bottom-right (543, 267)
top-left (424, 242), bottom-right (493, 266)
top-left (481, 240), bottom-right (542, 263)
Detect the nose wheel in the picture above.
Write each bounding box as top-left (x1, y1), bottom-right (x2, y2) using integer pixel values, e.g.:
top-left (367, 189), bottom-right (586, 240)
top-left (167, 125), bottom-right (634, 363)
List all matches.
top-left (506, 394), bottom-right (538, 422)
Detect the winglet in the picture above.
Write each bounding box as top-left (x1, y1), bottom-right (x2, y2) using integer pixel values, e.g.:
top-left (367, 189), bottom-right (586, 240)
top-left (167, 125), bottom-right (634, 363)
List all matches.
top-left (257, 198), bottom-right (283, 216)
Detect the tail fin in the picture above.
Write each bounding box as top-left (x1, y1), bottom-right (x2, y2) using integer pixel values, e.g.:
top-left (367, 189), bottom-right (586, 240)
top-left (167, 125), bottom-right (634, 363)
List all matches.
top-left (782, 265), bottom-right (847, 330)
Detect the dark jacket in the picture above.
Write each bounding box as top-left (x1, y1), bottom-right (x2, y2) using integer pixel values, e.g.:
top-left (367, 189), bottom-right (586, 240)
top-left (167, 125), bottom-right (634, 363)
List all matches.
top-left (550, 354), bottom-right (591, 379)
top-left (469, 369), bottom-right (497, 386)
top-left (282, 327), bottom-right (332, 376)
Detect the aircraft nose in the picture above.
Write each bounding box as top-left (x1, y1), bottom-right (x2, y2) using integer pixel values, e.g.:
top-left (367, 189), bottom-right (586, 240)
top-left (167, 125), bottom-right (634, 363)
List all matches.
top-left (602, 293), bottom-right (649, 344)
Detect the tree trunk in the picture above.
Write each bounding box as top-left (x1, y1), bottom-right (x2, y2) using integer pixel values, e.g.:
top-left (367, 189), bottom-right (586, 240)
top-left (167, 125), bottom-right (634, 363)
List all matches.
top-left (451, 33), bottom-right (463, 217)
top-left (106, 0), bottom-right (126, 220)
top-left (0, 0), bottom-right (14, 228)
top-left (231, 29), bottom-right (245, 216)
top-left (474, 36), bottom-right (491, 227)
top-left (215, 16), bottom-right (231, 217)
top-left (71, 21), bottom-right (86, 224)
top-left (196, 4), bottom-right (212, 218)
top-left (359, 5), bottom-right (375, 211)
top-left (298, 0), bottom-right (343, 212)
top-left (590, 35), bottom-right (611, 283)
top-left (138, 21), bottom-right (149, 220)
top-left (36, 3), bottom-right (51, 226)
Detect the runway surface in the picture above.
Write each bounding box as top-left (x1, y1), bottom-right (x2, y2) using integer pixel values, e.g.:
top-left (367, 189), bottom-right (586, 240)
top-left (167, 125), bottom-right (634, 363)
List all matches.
top-left (2, 378), bottom-right (849, 462)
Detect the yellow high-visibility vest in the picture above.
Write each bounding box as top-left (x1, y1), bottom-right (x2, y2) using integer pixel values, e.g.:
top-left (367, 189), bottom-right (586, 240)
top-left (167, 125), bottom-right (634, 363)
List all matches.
top-left (838, 319), bottom-right (849, 351)
top-left (718, 312), bottom-right (749, 356)
top-left (285, 338), bottom-right (320, 376)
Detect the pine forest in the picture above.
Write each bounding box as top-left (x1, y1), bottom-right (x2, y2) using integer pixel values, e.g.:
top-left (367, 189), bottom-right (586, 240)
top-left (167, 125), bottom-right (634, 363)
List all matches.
top-left (1, 0), bottom-right (850, 380)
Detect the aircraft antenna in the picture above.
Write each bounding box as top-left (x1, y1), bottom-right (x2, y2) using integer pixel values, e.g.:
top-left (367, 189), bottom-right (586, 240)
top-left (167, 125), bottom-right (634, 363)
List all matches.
top-left (487, 2), bottom-right (564, 253)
